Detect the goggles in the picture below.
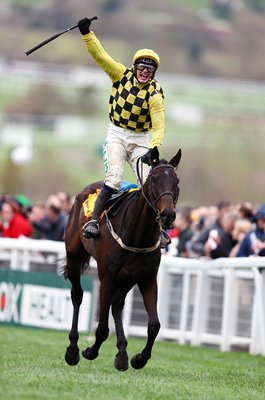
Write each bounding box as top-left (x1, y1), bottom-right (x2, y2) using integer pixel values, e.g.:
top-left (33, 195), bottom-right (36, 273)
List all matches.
top-left (135, 63), bottom-right (156, 73)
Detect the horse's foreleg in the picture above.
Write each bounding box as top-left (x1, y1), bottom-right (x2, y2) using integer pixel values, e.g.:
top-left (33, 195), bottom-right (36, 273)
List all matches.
top-left (82, 280), bottom-right (111, 361)
top-left (131, 279), bottom-right (160, 370)
top-left (65, 276), bottom-right (83, 366)
top-left (111, 286), bottom-right (133, 371)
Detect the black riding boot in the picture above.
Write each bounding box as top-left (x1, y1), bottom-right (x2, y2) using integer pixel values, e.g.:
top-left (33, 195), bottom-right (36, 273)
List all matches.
top-left (83, 186), bottom-right (114, 239)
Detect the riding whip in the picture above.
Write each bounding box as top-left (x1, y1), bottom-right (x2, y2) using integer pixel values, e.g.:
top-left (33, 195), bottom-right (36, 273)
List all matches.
top-left (25, 16), bottom-right (98, 56)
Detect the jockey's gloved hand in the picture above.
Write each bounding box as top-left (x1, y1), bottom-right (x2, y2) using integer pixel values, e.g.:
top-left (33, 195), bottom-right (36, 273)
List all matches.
top-left (141, 148), bottom-right (152, 165)
top-left (78, 18), bottom-right (91, 35)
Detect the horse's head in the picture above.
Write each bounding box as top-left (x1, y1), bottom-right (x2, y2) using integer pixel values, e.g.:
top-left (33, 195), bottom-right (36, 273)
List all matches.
top-left (144, 147), bottom-right (181, 228)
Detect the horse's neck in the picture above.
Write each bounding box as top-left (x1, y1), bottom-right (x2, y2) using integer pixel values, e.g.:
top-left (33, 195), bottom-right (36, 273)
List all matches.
top-left (118, 188), bottom-right (160, 246)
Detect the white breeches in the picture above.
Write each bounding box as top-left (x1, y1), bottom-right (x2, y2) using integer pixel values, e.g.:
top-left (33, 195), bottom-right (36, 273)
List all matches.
top-left (103, 122), bottom-right (150, 190)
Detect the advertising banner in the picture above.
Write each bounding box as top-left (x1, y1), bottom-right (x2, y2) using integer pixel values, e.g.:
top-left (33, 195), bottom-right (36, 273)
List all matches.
top-left (0, 269), bottom-right (95, 332)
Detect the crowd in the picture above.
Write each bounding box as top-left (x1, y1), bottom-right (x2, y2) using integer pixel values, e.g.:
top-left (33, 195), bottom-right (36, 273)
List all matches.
top-left (164, 200), bottom-right (265, 258)
top-left (0, 192), bottom-right (73, 242)
top-left (0, 192), bottom-right (265, 258)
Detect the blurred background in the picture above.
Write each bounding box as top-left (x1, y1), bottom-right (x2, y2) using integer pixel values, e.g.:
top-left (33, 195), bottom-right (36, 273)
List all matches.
top-left (0, 0), bottom-right (264, 206)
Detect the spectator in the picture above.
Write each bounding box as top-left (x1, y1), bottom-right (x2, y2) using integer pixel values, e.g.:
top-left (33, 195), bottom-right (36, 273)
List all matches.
top-left (204, 210), bottom-right (238, 258)
top-left (14, 194), bottom-right (32, 219)
top-left (171, 207), bottom-right (194, 257)
top-left (237, 204), bottom-right (265, 257)
top-left (190, 205), bottom-right (219, 244)
top-left (237, 202), bottom-right (254, 222)
top-left (229, 218), bottom-right (252, 257)
top-left (190, 206), bottom-right (210, 234)
top-left (31, 195), bottom-right (68, 241)
top-left (27, 203), bottom-right (46, 239)
top-left (57, 191), bottom-right (73, 215)
top-left (188, 200), bottom-right (231, 258)
top-left (0, 201), bottom-right (32, 238)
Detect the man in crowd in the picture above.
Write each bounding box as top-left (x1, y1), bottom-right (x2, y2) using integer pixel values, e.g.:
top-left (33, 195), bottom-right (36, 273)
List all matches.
top-left (188, 200), bottom-right (231, 258)
top-left (204, 210), bottom-right (238, 258)
top-left (237, 204), bottom-right (265, 257)
top-left (30, 195), bottom-right (68, 241)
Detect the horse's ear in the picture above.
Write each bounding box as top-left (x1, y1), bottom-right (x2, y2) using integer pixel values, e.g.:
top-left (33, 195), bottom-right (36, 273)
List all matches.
top-left (169, 149), bottom-right (182, 169)
top-left (150, 146), bottom-right (160, 166)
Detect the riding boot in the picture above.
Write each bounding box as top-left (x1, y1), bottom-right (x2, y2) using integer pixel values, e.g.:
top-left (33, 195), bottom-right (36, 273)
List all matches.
top-left (160, 230), bottom-right (171, 249)
top-left (83, 185), bottom-right (114, 239)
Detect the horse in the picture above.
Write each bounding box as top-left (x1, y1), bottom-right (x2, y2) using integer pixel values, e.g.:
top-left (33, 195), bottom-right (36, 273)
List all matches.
top-left (63, 146), bottom-right (181, 371)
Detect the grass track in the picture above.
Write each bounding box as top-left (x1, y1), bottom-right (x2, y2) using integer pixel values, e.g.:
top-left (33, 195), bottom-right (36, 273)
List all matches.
top-left (1, 326), bottom-right (265, 400)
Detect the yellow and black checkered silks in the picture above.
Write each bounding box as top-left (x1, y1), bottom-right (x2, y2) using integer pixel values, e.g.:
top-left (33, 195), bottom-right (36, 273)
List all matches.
top-left (109, 69), bottom-right (164, 132)
top-left (82, 31), bottom-right (165, 148)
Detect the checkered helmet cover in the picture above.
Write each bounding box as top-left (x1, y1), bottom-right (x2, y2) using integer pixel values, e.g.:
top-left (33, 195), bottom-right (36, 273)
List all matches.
top-left (133, 49), bottom-right (160, 68)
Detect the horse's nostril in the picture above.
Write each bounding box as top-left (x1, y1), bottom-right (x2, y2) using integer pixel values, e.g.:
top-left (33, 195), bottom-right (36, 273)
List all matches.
top-left (160, 210), bottom-right (176, 227)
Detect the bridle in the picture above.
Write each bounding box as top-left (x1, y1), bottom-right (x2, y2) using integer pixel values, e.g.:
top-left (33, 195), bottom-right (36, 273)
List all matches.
top-left (136, 158), bottom-right (177, 222)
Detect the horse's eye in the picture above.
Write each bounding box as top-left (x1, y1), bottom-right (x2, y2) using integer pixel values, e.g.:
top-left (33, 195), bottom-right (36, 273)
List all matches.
top-left (151, 176), bottom-right (158, 184)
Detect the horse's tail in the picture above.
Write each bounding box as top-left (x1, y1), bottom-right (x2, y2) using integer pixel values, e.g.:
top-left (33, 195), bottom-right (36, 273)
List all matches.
top-left (56, 256), bottom-right (68, 278)
top-left (56, 255), bottom-right (92, 279)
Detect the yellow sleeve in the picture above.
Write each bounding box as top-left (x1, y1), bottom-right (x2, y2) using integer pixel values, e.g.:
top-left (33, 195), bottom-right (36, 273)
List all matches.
top-left (82, 32), bottom-right (126, 83)
top-left (149, 93), bottom-right (165, 148)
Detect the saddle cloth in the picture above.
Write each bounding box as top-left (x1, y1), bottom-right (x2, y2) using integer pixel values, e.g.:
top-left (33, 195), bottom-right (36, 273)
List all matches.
top-left (83, 181), bottom-right (138, 219)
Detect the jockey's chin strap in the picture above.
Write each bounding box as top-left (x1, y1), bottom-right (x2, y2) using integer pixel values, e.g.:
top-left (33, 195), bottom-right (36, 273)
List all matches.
top-left (136, 157), bottom-right (176, 223)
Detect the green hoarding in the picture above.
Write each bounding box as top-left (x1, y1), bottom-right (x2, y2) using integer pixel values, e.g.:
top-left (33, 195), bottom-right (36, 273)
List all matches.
top-left (0, 269), bottom-right (95, 332)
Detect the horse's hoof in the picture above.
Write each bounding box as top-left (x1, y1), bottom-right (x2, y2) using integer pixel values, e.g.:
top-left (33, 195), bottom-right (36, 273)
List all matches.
top-left (130, 353), bottom-right (148, 370)
top-left (65, 348), bottom-right (80, 366)
top-left (114, 352), bottom-right (129, 371)
top-left (82, 347), bottom-right (99, 360)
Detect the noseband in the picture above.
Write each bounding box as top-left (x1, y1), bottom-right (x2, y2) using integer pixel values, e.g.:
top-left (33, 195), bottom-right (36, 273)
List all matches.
top-left (136, 158), bottom-right (177, 222)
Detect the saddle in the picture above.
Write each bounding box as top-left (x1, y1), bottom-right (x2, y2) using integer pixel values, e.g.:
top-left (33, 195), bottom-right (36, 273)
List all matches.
top-left (83, 181), bottom-right (139, 220)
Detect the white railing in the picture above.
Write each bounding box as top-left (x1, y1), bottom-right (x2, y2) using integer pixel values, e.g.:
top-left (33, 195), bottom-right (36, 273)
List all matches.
top-left (1, 238), bottom-right (265, 355)
top-left (123, 256), bottom-right (265, 356)
top-left (0, 237), bottom-right (65, 271)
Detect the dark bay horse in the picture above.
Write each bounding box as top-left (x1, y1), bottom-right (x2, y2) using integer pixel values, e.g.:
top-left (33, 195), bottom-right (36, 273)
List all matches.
top-left (63, 147), bottom-right (181, 371)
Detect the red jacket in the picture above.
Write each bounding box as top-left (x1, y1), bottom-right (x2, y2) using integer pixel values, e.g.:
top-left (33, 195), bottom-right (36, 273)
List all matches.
top-left (0, 212), bottom-right (32, 238)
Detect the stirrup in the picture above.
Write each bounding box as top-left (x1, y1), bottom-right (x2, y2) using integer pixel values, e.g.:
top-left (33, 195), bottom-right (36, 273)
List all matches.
top-left (160, 230), bottom-right (171, 249)
top-left (82, 219), bottom-right (99, 239)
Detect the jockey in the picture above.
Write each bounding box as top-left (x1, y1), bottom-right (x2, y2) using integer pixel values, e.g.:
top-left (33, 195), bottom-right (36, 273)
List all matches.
top-left (78, 17), bottom-right (167, 242)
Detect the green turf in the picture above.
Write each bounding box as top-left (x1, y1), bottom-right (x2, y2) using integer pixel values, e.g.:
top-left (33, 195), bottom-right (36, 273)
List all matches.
top-left (1, 325), bottom-right (265, 400)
